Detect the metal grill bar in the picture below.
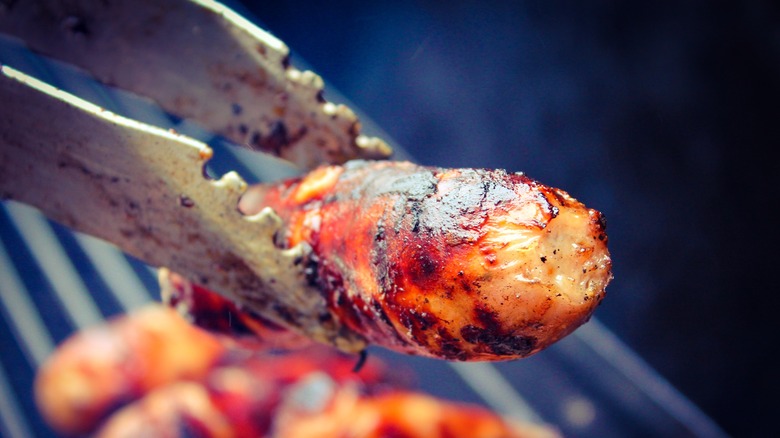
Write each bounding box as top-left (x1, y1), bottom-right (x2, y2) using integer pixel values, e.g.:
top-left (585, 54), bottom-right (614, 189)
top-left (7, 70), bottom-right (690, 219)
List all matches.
top-left (0, 361), bottom-right (34, 438)
top-left (73, 233), bottom-right (152, 312)
top-left (573, 320), bottom-right (730, 438)
top-left (0, 239), bottom-right (55, 366)
top-left (449, 362), bottom-right (542, 424)
top-left (4, 202), bottom-right (104, 330)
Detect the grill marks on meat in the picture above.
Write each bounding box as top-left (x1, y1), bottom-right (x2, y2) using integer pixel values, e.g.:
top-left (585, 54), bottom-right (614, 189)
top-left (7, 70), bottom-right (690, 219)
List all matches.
top-left (239, 160), bottom-right (612, 361)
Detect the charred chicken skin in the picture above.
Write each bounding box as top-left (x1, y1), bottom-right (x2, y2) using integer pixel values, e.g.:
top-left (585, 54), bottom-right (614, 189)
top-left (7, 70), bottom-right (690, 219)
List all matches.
top-left (34, 160), bottom-right (604, 436)
top-left (237, 160), bottom-right (612, 361)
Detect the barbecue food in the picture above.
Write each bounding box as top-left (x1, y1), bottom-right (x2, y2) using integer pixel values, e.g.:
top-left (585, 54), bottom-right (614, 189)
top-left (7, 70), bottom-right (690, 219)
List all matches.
top-left (95, 383), bottom-right (560, 438)
top-left (1, 63), bottom-right (610, 361)
top-left (274, 389), bottom-right (559, 438)
top-left (33, 306), bottom-right (388, 437)
top-left (235, 159), bottom-right (612, 361)
top-left (33, 306), bottom-right (227, 436)
top-left (35, 306), bottom-right (560, 438)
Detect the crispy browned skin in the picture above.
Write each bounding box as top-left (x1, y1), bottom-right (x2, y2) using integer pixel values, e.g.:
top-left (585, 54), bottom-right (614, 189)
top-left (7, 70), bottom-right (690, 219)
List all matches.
top-left (239, 160), bottom-right (612, 361)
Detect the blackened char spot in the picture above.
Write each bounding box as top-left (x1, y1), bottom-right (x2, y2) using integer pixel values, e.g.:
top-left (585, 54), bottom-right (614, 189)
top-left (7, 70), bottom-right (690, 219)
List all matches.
top-left (418, 252), bottom-right (437, 276)
top-left (179, 195), bottom-right (195, 208)
top-left (261, 121), bottom-right (288, 155)
top-left (597, 212), bottom-right (608, 231)
top-left (410, 202), bottom-right (422, 233)
top-left (319, 262), bottom-right (386, 341)
top-left (460, 325), bottom-right (537, 357)
top-left (302, 253), bottom-right (320, 287)
top-left (594, 212), bottom-right (609, 242)
top-left (401, 243), bottom-right (442, 292)
top-left (435, 328), bottom-right (468, 361)
top-left (398, 308), bottom-right (436, 333)
top-left (461, 305), bottom-right (538, 356)
top-left (371, 221), bottom-right (392, 296)
top-left (371, 299), bottom-right (393, 326)
top-left (474, 305), bottom-right (504, 333)
top-left (250, 121), bottom-right (308, 155)
top-left (374, 224), bottom-right (385, 242)
top-left (271, 303), bottom-right (298, 326)
top-left (370, 298), bottom-right (415, 348)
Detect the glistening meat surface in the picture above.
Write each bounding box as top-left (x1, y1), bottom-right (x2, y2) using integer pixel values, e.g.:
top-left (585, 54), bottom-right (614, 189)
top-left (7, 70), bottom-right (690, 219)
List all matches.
top-left (239, 160), bottom-right (612, 361)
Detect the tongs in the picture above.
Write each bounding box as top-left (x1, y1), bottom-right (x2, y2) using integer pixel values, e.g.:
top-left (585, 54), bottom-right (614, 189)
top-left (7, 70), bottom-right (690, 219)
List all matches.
top-left (0, 0), bottom-right (392, 351)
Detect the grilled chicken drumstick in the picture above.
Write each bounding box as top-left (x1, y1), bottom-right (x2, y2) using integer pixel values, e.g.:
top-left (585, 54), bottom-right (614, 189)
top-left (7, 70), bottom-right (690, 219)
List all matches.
top-left (1, 67), bottom-right (610, 361)
top-left (3, 0), bottom-right (609, 363)
top-left (233, 159), bottom-right (612, 361)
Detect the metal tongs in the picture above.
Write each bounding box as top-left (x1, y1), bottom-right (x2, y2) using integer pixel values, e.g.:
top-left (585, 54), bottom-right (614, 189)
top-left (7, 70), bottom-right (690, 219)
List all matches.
top-left (0, 0), bottom-right (393, 351)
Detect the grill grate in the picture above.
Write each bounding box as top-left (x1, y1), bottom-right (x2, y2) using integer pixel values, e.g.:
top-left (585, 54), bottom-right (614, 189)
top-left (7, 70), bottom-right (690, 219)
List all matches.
top-left (0, 25), bottom-right (728, 438)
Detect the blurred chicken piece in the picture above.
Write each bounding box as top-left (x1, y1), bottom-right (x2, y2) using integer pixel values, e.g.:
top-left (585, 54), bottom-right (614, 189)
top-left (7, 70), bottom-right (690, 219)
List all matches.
top-left (35, 305), bottom-right (560, 437)
top-left (96, 379), bottom-right (560, 438)
top-left (92, 349), bottom-right (395, 438)
top-left (275, 385), bottom-right (560, 438)
top-left (34, 306), bottom-right (226, 436)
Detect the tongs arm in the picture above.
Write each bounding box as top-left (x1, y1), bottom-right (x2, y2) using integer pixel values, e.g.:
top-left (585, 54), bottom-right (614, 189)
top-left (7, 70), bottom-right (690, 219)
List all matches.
top-left (0, 66), bottom-right (365, 352)
top-left (0, 0), bottom-right (391, 170)
top-left (0, 0), bottom-right (393, 350)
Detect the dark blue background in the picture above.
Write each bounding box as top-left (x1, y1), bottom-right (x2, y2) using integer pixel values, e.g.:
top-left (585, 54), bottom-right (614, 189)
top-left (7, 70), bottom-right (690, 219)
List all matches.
top-left (245, 1), bottom-right (779, 436)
